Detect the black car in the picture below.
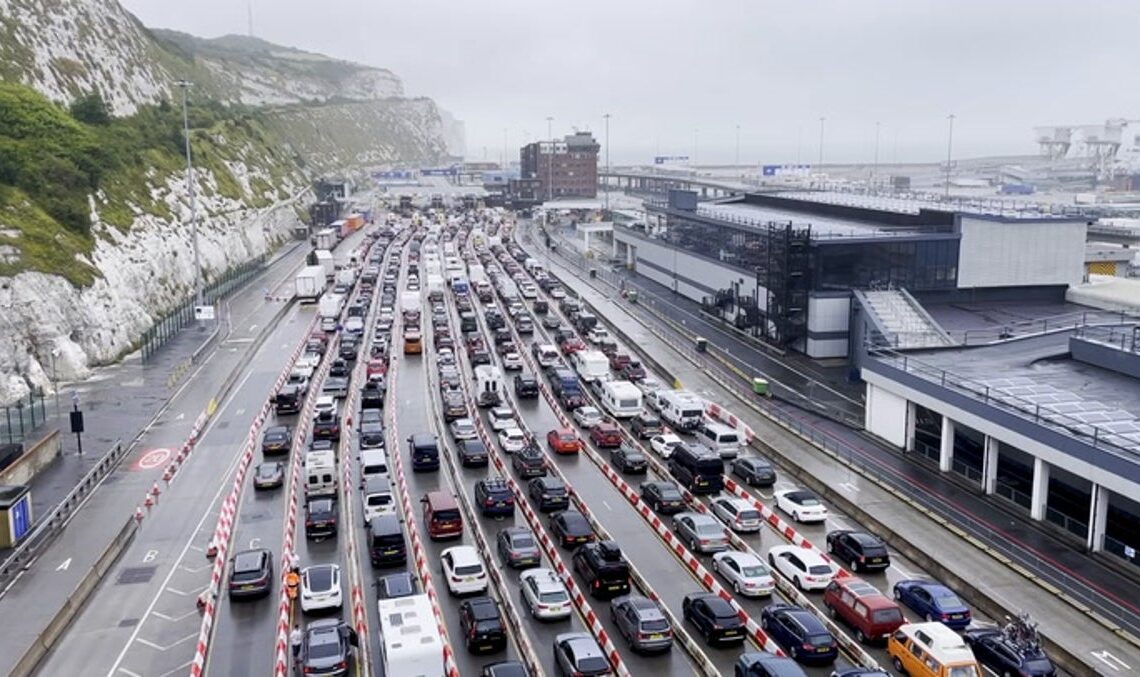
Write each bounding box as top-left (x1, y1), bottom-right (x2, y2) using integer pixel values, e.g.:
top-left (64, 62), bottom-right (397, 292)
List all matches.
top-left (683, 592), bottom-right (746, 646)
top-left (312, 411), bottom-right (340, 440)
top-left (361, 382), bottom-right (385, 410)
top-left (305, 498), bottom-right (339, 540)
top-left (273, 384), bottom-right (304, 414)
top-left (474, 477), bottom-right (515, 517)
top-left (442, 390), bottom-right (468, 422)
top-left (964, 628), bottom-right (1056, 677)
top-left (511, 443), bottom-right (547, 478)
top-left (825, 530), bottom-right (890, 573)
top-left (612, 444), bottom-right (648, 474)
top-left (572, 540), bottom-right (631, 600)
top-left (261, 425), bottom-right (292, 455)
top-left (759, 603), bottom-right (837, 665)
top-left (253, 461), bottom-right (285, 490)
top-left (322, 376), bottom-right (349, 399)
top-left (375, 571), bottom-right (418, 599)
top-left (297, 619), bottom-right (358, 677)
top-left (734, 652), bottom-right (808, 677)
top-left (470, 348), bottom-right (492, 366)
top-left (481, 661), bottom-right (529, 677)
top-left (731, 456), bottom-right (778, 487)
top-left (459, 439), bottom-right (490, 467)
top-left (513, 373), bottom-right (539, 398)
top-left (329, 358), bottom-right (351, 378)
top-left (338, 338), bottom-right (359, 362)
top-left (528, 476), bottom-right (570, 512)
top-left (640, 481), bottom-right (686, 514)
top-left (228, 548), bottom-right (273, 599)
top-left (459, 597), bottom-right (508, 655)
top-left (549, 510), bottom-right (595, 549)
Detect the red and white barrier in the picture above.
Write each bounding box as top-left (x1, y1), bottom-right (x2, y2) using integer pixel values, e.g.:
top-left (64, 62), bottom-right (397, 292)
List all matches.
top-left (706, 401), bottom-right (756, 444)
top-left (190, 315), bottom-right (318, 677)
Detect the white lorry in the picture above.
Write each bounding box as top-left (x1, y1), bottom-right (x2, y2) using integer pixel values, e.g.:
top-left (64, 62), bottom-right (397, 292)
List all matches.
top-left (318, 292), bottom-right (344, 319)
top-left (315, 227), bottom-right (338, 251)
top-left (378, 595), bottom-right (444, 677)
top-left (294, 265), bottom-right (327, 301)
top-left (314, 249), bottom-right (335, 280)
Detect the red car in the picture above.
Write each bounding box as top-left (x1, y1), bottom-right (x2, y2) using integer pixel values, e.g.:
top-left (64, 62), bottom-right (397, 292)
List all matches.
top-left (366, 358), bottom-right (387, 379)
top-left (560, 337), bottom-right (586, 355)
top-left (590, 422), bottom-right (622, 448)
top-left (547, 428), bottom-right (581, 454)
top-left (609, 352), bottom-right (631, 371)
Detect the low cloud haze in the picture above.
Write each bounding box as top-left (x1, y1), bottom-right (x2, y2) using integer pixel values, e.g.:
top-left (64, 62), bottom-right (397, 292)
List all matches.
top-left (120, 0), bottom-right (1140, 165)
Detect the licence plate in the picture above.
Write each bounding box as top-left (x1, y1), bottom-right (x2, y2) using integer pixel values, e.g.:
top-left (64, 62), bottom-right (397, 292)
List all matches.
top-left (242, 584), bottom-right (256, 591)
top-left (649, 633), bottom-right (664, 640)
top-left (384, 549), bottom-right (398, 555)
top-left (723, 630), bottom-right (740, 637)
top-left (951, 614), bottom-right (963, 619)
top-left (817, 648), bottom-right (829, 653)
top-left (870, 557), bottom-right (883, 563)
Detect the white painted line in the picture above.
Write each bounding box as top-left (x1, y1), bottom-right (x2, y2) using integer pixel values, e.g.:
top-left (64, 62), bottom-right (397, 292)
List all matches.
top-left (235, 408), bottom-right (246, 416)
top-left (135, 633), bottom-right (197, 652)
top-left (601, 501), bottom-right (612, 511)
top-left (156, 660), bottom-right (194, 677)
top-left (116, 668), bottom-right (143, 677)
top-left (56, 558), bottom-right (72, 571)
top-left (249, 324), bottom-right (258, 333)
top-left (838, 482), bottom-right (859, 493)
top-left (162, 584), bottom-right (207, 598)
top-left (1091, 650), bottom-right (1131, 671)
top-left (151, 609), bottom-right (200, 623)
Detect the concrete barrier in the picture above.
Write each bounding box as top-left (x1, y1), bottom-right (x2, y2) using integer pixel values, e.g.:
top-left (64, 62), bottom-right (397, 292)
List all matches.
top-left (0, 430), bottom-right (62, 486)
top-left (9, 516), bottom-right (137, 677)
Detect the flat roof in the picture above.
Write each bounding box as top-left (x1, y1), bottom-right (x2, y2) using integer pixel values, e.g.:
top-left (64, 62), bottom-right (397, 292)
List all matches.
top-left (907, 332), bottom-right (1140, 454)
top-left (697, 202), bottom-right (917, 238)
top-left (770, 189), bottom-right (1084, 221)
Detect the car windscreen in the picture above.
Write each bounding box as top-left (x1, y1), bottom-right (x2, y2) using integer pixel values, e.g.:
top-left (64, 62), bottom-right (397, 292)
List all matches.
top-left (454, 564), bottom-right (482, 575)
top-left (433, 509), bottom-right (460, 521)
top-left (307, 568), bottom-right (333, 590)
top-left (806, 633), bottom-right (833, 647)
top-left (741, 565), bottom-right (768, 577)
top-left (872, 608), bottom-right (904, 624)
top-left (641, 618), bottom-right (669, 632)
top-left (808, 565), bottom-right (832, 575)
top-left (935, 591), bottom-right (963, 607)
top-left (539, 590), bottom-right (569, 604)
top-left (576, 656), bottom-right (610, 673)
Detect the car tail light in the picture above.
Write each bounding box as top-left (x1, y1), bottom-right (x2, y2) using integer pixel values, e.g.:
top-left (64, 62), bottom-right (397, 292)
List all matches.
top-left (450, 575), bottom-right (462, 583)
top-left (941, 613), bottom-right (951, 621)
top-left (336, 661), bottom-right (347, 671)
top-left (803, 642), bottom-right (815, 651)
top-left (858, 555), bottom-right (866, 563)
top-left (485, 498), bottom-right (495, 506)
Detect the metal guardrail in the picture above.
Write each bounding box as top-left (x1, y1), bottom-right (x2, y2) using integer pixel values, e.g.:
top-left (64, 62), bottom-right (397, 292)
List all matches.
top-left (0, 390), bottom-right (48, 446)
top-left (0, 438), bottom-right (125, 592)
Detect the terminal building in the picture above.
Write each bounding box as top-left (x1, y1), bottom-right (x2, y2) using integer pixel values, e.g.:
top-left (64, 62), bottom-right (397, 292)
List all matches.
top-left (612, 188), bottom-right (1140, 572)
top-left (520, 132), bottom-right (600, 200)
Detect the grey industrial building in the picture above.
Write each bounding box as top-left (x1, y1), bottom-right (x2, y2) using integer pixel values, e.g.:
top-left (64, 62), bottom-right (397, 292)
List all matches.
top-left (612, 189), bottom-right (1139, 571)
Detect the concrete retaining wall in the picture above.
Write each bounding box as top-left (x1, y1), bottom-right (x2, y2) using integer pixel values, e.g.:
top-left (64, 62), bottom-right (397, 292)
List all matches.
top-left (0, 430), bottom-right (61, 487)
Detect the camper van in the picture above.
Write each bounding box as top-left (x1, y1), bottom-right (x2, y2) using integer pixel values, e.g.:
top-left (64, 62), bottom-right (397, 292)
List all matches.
top-left (474, 365), bottom-right (504, 408)
top-left (888, 622), bottom-right (982, 677)
top-left (377, 595), bottom-right (445, 677)
top-left (598, 380), bottom-right (644, 419)
top-left (304, 450), bottom-right (337, 499)
top-left (657, 390), bottom-right (705, 431)
top-left (571, 349), bottom-right (610, 381)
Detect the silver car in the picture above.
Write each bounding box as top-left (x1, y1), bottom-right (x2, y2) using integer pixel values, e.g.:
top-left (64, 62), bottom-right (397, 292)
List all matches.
top-left (519, 568), bottom-right (572, 620)
top-left (671, 512), bottom-right (729, 553)
top-left (609, 594), bottom-right (673, 653)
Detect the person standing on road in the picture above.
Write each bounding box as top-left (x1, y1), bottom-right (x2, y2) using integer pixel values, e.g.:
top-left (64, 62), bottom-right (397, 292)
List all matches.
top-left (291, 623), bottom-right (303, 658)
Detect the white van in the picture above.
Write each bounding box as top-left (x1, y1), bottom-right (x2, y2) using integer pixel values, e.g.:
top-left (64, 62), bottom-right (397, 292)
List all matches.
top-left (361, 476), bottom-right (395, 524)
top-left (304, 449), bottom-right (337, 499)
top-left (657, 390), bottom-right (705, 431)
top-left (598, 380), bottom-right (644, 419)
top-left (696, 421), bottom-right (742, 459)
top-left (474, 365), bottom-right (504, 408)
top-left (360, 449), bottom-right (389, 484)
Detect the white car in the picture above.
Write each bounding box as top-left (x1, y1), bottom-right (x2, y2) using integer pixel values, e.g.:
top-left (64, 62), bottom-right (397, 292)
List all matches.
top-left (587, 327), bottom-right (610, 344)
top-left (572, 406), bottom-right (603, 429)
top-left (300, 564), bottom-right (343, 613)
top-left (296, 352), bottom-right (321, 372)
top-left (711, 551), bottom-right (775, 597)
top-left (649, 433), bottom-right (683, 459)
top-left (488, 406), bottom-right (516, 432)
top-left (773, 489), bottom-right (829, 523)
top-left (449, 417), bottom-right (478, 440)
top-left (636, 376), bottom-right (663, 396)
top-left (519, 567), bottom-right (572, 620)
top-left (320, 316), bottom-right (337, 332)
top-left (313, 395), bottom-right (337, 416)
top-left (498, 427), bottom-right (527, 454)
top-left (344, 316), bottom-right (365, 334)
top-left (710, 497), bottom-right (763, 533)
top-left (767, 545), bottom-right (835, 591)
top-left (501, 351), bottom-right (524, 371)
top-left (440, 546), bottom-right (488, 596)
top-left (550, 286), bottom-right (566, 299)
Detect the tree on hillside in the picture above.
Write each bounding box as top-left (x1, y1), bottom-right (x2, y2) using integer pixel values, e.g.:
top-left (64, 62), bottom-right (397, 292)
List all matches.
top-left (69, 91), bottom-right (111, 125)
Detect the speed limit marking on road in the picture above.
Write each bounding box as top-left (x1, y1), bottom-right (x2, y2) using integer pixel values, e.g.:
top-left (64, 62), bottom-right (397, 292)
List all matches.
top-left (131, 448), bottom-right (172, 471)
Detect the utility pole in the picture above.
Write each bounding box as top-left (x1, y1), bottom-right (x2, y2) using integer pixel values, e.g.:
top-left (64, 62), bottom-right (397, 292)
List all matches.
top-left (818, 116), bottom-right (826, 168)
top-left (603, 113), bottom-right (611, 212)
top-left (944, 114), bottom-right (956, 197)
top-left (546, 116), bottom-right (554, 202)
top-left (873, 121), bottom-right (881, 190)
top-left (735, 124), bottom-right (741, 168)
top-left (175, 80), bottom-right (203, 309)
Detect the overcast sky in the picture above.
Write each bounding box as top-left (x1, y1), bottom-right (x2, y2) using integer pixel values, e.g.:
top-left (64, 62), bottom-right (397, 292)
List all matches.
top-left (121, 0), bottom-right (1140, 166)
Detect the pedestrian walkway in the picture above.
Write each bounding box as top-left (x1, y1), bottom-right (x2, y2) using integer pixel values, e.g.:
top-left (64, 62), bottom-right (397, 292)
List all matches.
top-left (0, 241), bottom-right (307, 561)
top-left (533, 228), bottom-right (1140, 676)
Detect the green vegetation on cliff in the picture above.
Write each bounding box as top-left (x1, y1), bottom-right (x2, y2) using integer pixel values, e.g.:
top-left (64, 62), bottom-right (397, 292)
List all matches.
top-left (0, 82), bottom-right (293, 285)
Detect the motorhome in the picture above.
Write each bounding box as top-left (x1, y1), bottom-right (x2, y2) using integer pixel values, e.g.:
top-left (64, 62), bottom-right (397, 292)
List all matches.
top-left (377, 595), bottom-right (445, 676)
top-left (657, 390), bottom-right (705, 431)
top-left (598, 380), bottom-right (644, 419)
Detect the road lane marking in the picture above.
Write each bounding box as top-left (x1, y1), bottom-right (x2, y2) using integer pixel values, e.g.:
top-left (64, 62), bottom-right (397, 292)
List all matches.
top-left (135, 633), bottom-right (197, 652)
top-left (143, 550), bottom-right (158, 563)
top-left (116, 668), bottom-right (143, 677)
top-left (1092, 650), bottom-right (1131, 671)
top-left (152, 609), bottom-right (200, 623)
top-left (156, 660), bottom-right (193, 677)
top-left (131, 448), bottom-right (172, 472)
top-left (56, 558), bottom-right (71, 571)
top-left (249, 324), bottom-right (258, 333)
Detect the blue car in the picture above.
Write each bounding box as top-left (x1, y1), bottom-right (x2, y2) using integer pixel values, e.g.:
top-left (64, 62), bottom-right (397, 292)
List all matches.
top-left (759, 603), bottom-right (837, 665)
top-left (735, 651), bottom-right (806, 677)
top-left (893, 579), bottom-right (972, 629)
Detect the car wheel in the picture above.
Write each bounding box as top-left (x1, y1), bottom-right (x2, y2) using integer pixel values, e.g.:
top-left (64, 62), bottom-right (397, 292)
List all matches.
top-left (795, 576), bottom-right (805, 591)
top-left (893, 657), bottom-right (906, 674)
top-left (733, 581), bottom-right (741, 594)
top-left (893, 587), bottom-right (902, 601)
top-left (826, 603), bottom-right (836, 618)
top-left (850, 558), bottom-right (860, 573)
top-left (790, 645), bottom-right (799, 659)
top-left (792, 511), bottom-right (801, 523)
top-left (855, 628), bottom-right (867, 643)
top-left (711, 559), bottom-right (720, 572)
top-left (690, 537), bottom-right (699, 552)
top-left (768, 554), bottom-right (776, 567)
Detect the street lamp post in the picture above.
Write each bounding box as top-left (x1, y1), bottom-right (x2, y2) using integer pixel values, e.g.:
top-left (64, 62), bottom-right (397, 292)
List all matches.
top-left (818, 116), bottom-right (826, 168)
top-left (603, 113), bottom-right (611, 213)
top-left (944, 114), bottom-right (956, 197)
top-left (175, 80), bottom-right (203, 309)
top-left (546, 116), bottom-right (554, 202)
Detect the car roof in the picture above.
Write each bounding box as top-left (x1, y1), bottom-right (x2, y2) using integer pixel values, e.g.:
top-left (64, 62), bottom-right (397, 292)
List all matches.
top-left (233, 549), bottom-right (268, 569)
top-left (445, 546), bottom-right (481, 565)
top-left (521, 568), bottom-right (563, 590)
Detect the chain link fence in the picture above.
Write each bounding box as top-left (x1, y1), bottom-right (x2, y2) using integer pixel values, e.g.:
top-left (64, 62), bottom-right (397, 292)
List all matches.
top-left (140, 253), bottom-right (267, 362)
